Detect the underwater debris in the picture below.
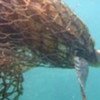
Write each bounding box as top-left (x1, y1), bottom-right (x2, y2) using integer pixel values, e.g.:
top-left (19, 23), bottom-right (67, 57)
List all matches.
top-left (0, 0), bottom-right (97, 99)
top-left (0, 67), bottom-right (23, 100)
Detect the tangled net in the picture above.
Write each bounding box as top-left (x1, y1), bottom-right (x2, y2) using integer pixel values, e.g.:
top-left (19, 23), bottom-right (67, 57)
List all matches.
top-left (0, 0), bottom-right (96, 99)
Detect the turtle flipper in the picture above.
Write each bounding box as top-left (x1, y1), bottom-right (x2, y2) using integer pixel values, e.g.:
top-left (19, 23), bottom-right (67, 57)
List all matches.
top-left (74, 57), bottom-right (89, 100)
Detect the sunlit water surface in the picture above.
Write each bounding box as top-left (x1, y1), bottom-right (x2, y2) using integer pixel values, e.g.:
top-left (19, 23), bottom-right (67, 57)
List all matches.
top-left (20, 0), bottom-right (100, 100)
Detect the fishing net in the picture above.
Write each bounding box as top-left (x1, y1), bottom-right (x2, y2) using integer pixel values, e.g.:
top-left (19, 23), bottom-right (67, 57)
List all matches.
top-left (0, 0), bottom-right (96, 99)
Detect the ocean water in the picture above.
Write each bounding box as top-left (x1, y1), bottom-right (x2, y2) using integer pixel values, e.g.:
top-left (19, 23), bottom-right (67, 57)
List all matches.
top-left (20, 0), bottom-right (100, 100)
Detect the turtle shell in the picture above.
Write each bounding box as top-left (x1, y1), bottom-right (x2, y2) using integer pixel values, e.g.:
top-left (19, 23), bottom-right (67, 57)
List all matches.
top-left (0, 0), bottom-right (97, 69)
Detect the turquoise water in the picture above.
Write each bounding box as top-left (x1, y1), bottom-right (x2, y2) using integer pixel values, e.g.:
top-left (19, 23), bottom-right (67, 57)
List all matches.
top-left (20, 0), bottom-right (100, 100)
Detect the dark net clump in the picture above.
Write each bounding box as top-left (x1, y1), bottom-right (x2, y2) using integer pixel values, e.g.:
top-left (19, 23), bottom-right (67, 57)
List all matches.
top-left (0, 0), bottom-right (96, 99)
top-left (0, 47), bottom-right (23, 99)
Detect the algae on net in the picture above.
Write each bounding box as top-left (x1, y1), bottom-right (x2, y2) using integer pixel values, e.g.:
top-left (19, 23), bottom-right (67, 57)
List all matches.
top-left (0, 0), bottom-right (96, 99)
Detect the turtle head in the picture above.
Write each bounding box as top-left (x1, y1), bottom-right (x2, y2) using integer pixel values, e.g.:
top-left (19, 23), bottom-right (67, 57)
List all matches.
top-left (94, 50), bottom-right (100, 66)
top-left (87, 50), bottom-right (100, 67)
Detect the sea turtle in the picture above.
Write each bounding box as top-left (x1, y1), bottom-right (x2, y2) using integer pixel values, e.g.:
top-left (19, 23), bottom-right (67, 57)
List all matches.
top-left (0, 0), bottom-right (100, 100)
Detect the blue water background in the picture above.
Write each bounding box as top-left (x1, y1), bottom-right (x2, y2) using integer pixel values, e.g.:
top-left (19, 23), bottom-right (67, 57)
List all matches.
top-left (20, 0), bottom-right (100, 100)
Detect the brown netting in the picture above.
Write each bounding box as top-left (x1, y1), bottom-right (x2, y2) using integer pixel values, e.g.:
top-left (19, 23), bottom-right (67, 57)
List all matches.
top-left (0, 0), bottom-right (97, 99)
